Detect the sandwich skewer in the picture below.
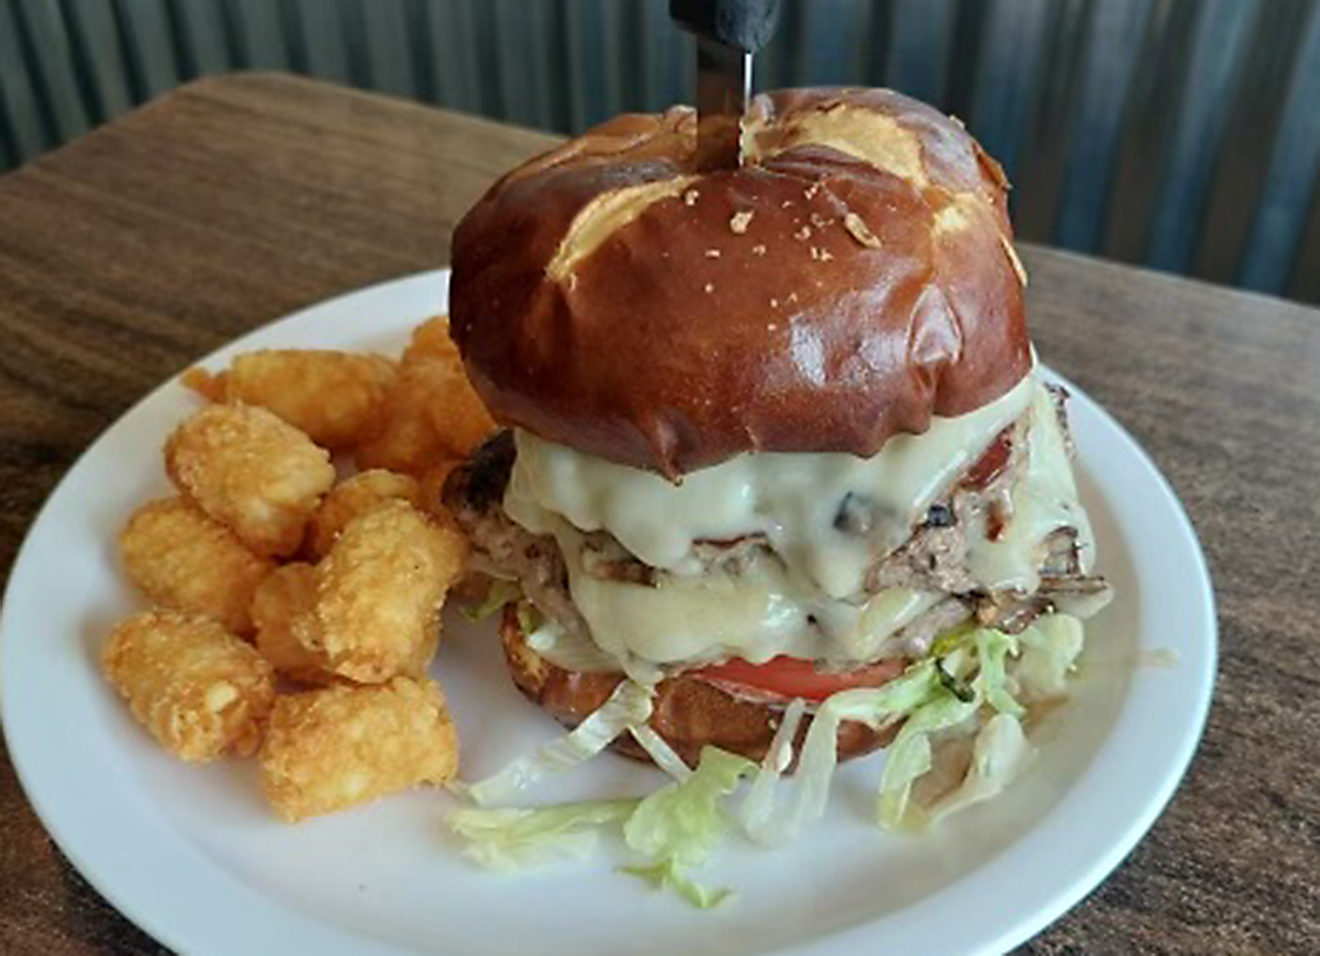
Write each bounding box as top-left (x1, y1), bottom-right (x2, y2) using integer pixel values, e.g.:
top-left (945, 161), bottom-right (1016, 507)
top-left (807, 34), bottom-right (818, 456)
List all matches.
top-left (670, 0), bottom-right (782, 168)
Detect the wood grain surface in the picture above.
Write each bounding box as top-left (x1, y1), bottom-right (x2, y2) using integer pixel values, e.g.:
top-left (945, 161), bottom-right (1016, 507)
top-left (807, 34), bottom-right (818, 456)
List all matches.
top-left (0, 74), bottom-right (1316, 956)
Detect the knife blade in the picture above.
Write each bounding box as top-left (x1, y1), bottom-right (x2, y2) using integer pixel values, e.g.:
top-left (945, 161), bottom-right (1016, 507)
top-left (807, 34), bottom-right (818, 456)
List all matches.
top-left (670, 0), bottom-right (782, 168)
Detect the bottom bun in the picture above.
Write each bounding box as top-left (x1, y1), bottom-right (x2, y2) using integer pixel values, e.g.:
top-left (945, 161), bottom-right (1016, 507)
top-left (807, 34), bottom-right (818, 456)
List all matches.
top-left (500, 607), bottom-right (900, 769)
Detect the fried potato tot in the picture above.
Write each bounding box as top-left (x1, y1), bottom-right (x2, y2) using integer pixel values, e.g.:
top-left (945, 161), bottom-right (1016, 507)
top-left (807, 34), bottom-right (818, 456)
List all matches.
top-left (165, 403), bottom-right (335, 557)
top-left (180, 366), bottom-right (228, 402)
top-left (306, 469), bottom-right (421, 561)
top-left (250, 563), bottom-right (338, 685)
top-left (407, 318), bottom-right (497, 457)
top-left (352, 360), bottom-right (451, 476)
top-left (355, 318), bottom-right (496, 475)
top-left (259, 676), bottom-right (459, 821)
top-left (212, 350), bottom-right (397, 450)
top-left (420, 355), bottom-right (498, 458)
top-left (415, 460), bottom-right (488, 602)
top-left (119, 497), bottom-right (273, 635)
top-left (303, 500), bottom-right (467, 683)
top-left (401, 315), bottom-right (462, 366)
top-left (102, 610), bottom-right (276, 761)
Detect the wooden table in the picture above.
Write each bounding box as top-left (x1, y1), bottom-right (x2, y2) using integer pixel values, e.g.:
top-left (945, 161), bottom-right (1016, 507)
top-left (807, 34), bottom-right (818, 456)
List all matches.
top-left (0, 74), bottom-right (1316, 956)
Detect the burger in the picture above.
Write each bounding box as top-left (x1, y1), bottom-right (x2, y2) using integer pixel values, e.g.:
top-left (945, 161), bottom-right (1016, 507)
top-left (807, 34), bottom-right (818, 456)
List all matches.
top-left (443, 88), bottom-right (1111, 814)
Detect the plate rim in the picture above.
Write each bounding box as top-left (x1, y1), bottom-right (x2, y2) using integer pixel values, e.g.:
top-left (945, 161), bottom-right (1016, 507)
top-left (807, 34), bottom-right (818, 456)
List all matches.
top-left (0, 269), bottom-right (1217, 956)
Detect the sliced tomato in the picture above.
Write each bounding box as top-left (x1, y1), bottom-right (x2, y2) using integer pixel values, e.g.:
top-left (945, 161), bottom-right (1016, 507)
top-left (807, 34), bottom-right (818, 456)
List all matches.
top-left (690, 655), bottom-right (906, 702)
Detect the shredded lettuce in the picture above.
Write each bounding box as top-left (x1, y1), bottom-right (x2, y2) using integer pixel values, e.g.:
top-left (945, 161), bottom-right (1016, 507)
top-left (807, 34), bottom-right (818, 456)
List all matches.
top-left (782, 661), bottom-right (944, 841)
top-left (875, 621), bottom-right (1078, 830)
top-left (458, 579), bottom-right (521, 622)
top-left (624, 746), bottom-right (754, 867)
top-left (928, 713), bottom-right (1035, 823)
top-left (754, 623), bottom-right (1057, 837)
top-left (973, 629), bottom-right (1025, 718)
top-left (620, 858), bottom-right (732, 909)
top-left (452, 746), bottom-right (752, 906)
top-left (936, 657), bottom-right (975, 702)
top-left (629, 724), bottom-right (692, 782)
top-left (873, 626), bottom-right (1035, 830)
top-left (449, 613), bottom-right (1084, 904)
top-left (621, 746), bottom-right (755, 906)
top-left (515, 600), bottom-right (542, 635)
top-left (1015, 613), bottom-right (1084, 702)
top-left (766, 698), bottom-right (807, 776)
top-left (930, 622), bottom-right (975, 658)
top-left (737, 697), bottom-right (806, 844)
top-left (449, 799), bottom-right (638, 870)
top-left (468, 680), bottom-right (654, 806)
top-left (876, 689), bottom-right (978, 830)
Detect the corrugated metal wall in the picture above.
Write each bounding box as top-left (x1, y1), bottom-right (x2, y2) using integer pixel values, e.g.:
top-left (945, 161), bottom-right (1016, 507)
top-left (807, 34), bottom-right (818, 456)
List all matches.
top-left (1, 0), bottom-right (1318, 303)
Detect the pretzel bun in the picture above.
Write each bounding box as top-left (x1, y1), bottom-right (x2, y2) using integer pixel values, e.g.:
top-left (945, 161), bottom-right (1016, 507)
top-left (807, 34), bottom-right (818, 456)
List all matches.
top-left (451, 87), bottom-right (1031, 478)
top-left (499, 607), bottom-right (898, 769)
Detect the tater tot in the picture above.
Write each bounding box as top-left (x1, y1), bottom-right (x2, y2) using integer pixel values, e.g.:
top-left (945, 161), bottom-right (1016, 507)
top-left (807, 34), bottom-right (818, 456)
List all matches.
top-left (221, 350), bottom-right (397, 450)
top-left (119, 497), bottom-right (273, 635)
top-left (355, 318), bottom-right (496, 474)
top-left (416, 461), bottom-right (488, 600)
top-left (353, 360), bottom-right (450, 476)
top-left (420, 356), bottom-right (498, 458)
top-left (180, 366), bottom-right (228, 402)
top-left (404, 318), bottom-right (497, 457)
top-left (306, 469), bottom-right (421, 561)
top-left (250, 564), bottom-right (338, 685)
top-left (102, 610), bottom-right (276, 761)
top-left (400, 316), bottom-right (461, 365)
top-left (259, 676), bottom-right (459, 821)
top-left (165, 403), bottom-right (335, 557)
top-left (306, 500), bottom-right (467, 683)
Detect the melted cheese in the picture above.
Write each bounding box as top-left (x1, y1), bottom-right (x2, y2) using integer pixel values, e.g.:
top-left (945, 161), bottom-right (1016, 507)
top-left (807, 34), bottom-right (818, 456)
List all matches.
top-left (538, 518), bottom-right (945, 670)
top-left (507, 372), bottom-right (1036, 599)
top-left (505, 373), bottom-right (1093, 670)
top-left (554, 521), bottom-right (815, 665)
top-left (966, 385), bottom-right (1096, 591)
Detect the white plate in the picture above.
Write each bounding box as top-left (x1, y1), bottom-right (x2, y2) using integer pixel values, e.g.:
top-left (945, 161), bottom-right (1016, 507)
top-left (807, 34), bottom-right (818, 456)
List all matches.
top-left (1, 270), bottom-right (1216, 956)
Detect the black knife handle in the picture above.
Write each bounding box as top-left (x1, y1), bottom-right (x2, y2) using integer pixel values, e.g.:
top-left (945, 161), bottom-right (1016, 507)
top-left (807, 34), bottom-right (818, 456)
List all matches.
top-left (670, 0), bottom-right (782, 53)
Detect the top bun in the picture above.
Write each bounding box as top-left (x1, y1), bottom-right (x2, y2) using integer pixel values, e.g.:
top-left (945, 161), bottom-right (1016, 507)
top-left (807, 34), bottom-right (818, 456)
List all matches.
top-left (451, 87), bottom-right (1032, 478)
